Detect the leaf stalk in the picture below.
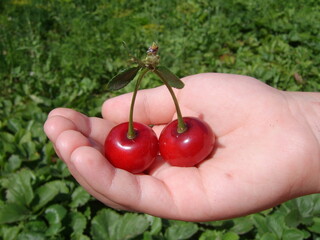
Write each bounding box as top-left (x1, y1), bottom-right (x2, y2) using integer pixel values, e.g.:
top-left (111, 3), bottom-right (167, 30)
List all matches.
top-left (127, 68), bottom-right (150, 139)
top-left (154, 70), bottom-right (187, 133)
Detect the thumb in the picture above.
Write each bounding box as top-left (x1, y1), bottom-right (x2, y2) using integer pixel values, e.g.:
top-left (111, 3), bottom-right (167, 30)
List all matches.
top-left (102, 84), bottom-right (177, 125)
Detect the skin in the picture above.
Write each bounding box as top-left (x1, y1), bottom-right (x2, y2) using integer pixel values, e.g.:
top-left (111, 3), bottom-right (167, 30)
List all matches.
top-left (44, 73), bottom-right (320, 222)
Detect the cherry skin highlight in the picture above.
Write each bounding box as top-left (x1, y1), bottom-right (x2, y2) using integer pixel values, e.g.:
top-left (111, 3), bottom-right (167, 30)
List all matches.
top-left (104, 122), bottom-right (158, 174)
top-left (159, 117), bottom-right (215, 167)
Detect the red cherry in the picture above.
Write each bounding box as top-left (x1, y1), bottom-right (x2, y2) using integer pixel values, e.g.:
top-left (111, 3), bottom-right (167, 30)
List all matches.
top-left (104, 122), bottom-right (158, 173)
top-left (159, 117), bottom-right (215, 167)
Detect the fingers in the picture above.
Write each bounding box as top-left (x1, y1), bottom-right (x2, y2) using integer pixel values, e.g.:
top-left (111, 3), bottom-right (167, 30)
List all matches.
top-left (102, 85), bottom-right (177, 125)
top-left (101, 73), bottom-right (258, 128)
top-left (70, 146), bottom-right (183, 219)
top-left (55, 130), bottom-right (126, 210)
top-left (44, 108), bottom-right (115, 146)
top-left (44, 109), bottom-right (125, 209)
top-left (70, 146), bottom-right (144, 208)
top-left (44, 108), bottom-right (207, 220)
top-left (44, 114), bottom-right (77, 143)
top-left (43, 108), bottom-right (172, 213)
top-left (70, 144), bottom-right (228, 221)
top-left (43, 108), bottom-right (181, 217)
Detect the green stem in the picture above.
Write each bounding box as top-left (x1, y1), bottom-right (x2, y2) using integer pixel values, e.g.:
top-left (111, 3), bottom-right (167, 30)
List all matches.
top-left (154, 71), bottom-right (187, 133)
top-left (127, 68), bottom-right (149, 139)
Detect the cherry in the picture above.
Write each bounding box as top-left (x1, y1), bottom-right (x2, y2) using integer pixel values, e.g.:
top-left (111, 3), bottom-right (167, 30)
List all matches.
top-left (105, 42), bottom-right (215, 171)
top-left (159, 117), bottom-right (214, 167)
top-left (104, 122), bottom-right (158, 173)
top-left (104, 53), bottom-right (157, 174)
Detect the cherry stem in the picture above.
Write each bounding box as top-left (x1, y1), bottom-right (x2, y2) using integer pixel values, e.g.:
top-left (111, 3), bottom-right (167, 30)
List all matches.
top-left (127, 68), bottom-right (149, 139)
top-left (154, 71), bottom-right (187, 133)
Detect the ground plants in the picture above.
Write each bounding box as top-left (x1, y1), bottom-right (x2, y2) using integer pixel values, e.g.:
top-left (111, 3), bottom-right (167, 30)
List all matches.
top-left (0, 0), bottom-right (320, 239)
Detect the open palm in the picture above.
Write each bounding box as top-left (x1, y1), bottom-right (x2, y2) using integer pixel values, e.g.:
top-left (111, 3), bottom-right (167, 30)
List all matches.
top-left (44, 73), bottom-right (320, 221)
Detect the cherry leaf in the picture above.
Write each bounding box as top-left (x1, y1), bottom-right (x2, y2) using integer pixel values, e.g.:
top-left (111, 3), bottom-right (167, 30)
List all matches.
top-left (108, 67), bottom-right (141, 90)
top-left (155, 66), bottom-right (184, 89)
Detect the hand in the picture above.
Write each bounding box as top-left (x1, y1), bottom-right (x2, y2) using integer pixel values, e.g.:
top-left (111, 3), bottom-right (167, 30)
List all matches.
top-left (44, 73), bottom-right (320, 221)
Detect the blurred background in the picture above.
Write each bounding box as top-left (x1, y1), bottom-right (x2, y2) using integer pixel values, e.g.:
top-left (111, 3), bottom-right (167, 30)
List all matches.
top-left (0, 0), bottom-right (320, 239)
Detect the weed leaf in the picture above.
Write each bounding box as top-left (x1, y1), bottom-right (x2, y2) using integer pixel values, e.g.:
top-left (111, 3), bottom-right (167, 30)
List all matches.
top-left (69, 211), bottom-right (87, 234)
top-left (33, 180), bottom-right (69, 212)
top-left (165, 221), bottom-right (198, 240)
top-left (91, 208), bottom-right (119, 240)
top-left (0, 225), bottom-right (21, 240)
top-left (282, 228), bottom-right (306, 240)
top-left (4, 169), bottom-right (35, 206)
top-left (116, 213), bottom-right (149, 240)
top-left (45, 204), bottom-right (67, 236)
top-left (0, 203), bottom-right (30, 224)
top-left (223, 232), bottom-right (240, 240)
top-left (91, 209), bottom-right (149, 240)
top-left (70, 186), bottom-right (91, 208)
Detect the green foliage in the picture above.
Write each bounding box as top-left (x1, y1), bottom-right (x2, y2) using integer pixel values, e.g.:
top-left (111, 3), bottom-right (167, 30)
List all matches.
top-left (91, 208), bottom-right (150, 240)
top-left (0, 0), bottom-right (320, 239)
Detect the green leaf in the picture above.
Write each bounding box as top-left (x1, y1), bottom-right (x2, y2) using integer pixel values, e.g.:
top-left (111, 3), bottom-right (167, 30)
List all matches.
top-left (308, 217), bottom-right (320, 234)
top-left (0, 225), bottom-right (21, 240)
top-left (0, 132), bottom-right (16, 154)
top-left (199, 230), bottom-right (223, 240)
top-left (0, 132), bottom-right (15, 143)
top-left (165, 221), bottom-right (198, 240)
top-left (251, 214), bottom-right (269, 236)
top-left (260, 232), bottom-right (278, 240)
top-left (0, 203), bottom-right (30, 224)
top-left (33, 180), bottom-right (69, 211)
top-left (24, 220), bottom-right (47, 233)
top-left (91, 208), bottom-right (119, 240)
top-left (45, 204), bottom-right (67, 225)
top-left (222, 231), bottom-right (239, 240)
top-left (201, 220), bottom-right (226, 227)
top-left (230, 216), bottom-right (253, 234)
top-left (45, 204), bottom-right (67, 236)
top-left (7, 119), bottom-right (22, 133)
top-left (311, 195), bottom-right (320, 215)
top-left (116, 213), bottom-right (150, 240)
top-left (108, 67), bottom-right (141, 90)
top-left (142, 232), bottom-right (153, 240)
top-left (4, 154), bottom-right (22, 172)
top-left (155, 66), bottom-right (184, 89)
top-left (285, 208), bottom-right (301, 227)
top-left (42, 142), bottom-right (55, 163)
top-left (70, 211), bottom-right (87, 234)
top-left (266, 215), bottom-right (285, 239)
top-left (17, 232), bottom-right (46, 240)
top-left (4, 169), bottom-right (35, 206)
top-left (91, 209), bottom-right (149, 240)
top-left (146, 215), bottom-right (162, 235)
top-left (15, 129), bottom-right (39, 161)
top-left (70, 186), bottom-right (91, 208)
top-left (71, 234), bottom-right (91, 240)
top-left (296, 196), bottom-right (314, 217)
top-left (282, 228), bottom-right (305, 240)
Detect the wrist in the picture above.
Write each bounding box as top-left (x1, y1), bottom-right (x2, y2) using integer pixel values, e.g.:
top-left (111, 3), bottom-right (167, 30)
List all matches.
top-left (286, 91), bottom-right (320, 193)
top-left (292, 92), bottom-right (320, 150)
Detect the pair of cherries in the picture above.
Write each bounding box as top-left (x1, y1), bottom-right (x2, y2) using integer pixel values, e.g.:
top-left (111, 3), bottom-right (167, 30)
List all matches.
top-left (104, 43), bottom-right (215, 173)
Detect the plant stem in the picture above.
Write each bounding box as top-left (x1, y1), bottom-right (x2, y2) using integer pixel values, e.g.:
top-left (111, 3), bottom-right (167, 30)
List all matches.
top-left (154, 71), bottom-right (187, 133)
top-left (127, 68), bottom-right (149, 139)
